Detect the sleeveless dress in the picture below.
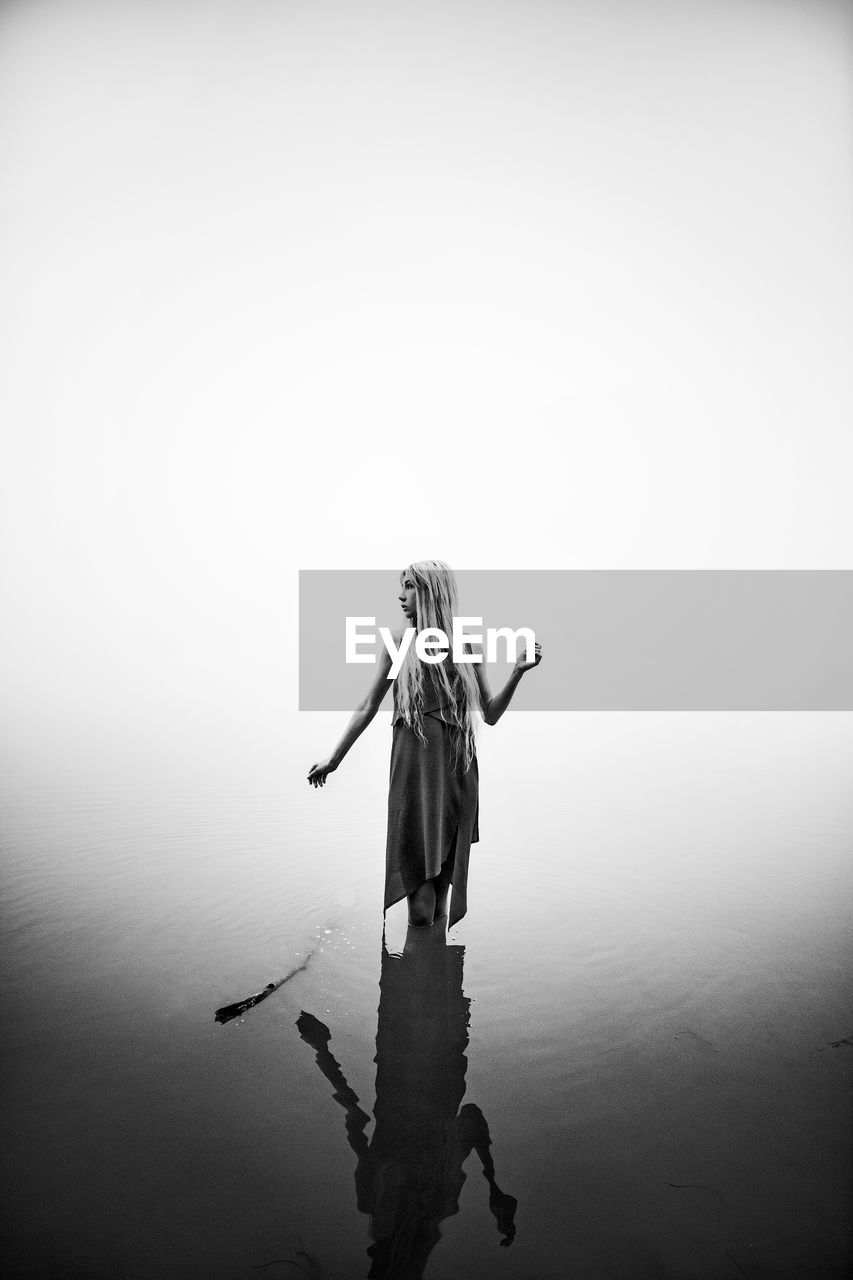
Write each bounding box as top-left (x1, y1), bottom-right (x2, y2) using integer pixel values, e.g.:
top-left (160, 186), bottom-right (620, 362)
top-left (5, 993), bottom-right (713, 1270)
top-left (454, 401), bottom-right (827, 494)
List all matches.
top-left (384, 666), bottom-right (480, 928)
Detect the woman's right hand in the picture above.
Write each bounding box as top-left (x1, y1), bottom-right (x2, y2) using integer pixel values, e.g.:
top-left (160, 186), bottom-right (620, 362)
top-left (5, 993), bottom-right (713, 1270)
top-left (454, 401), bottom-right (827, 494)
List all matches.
top-left (307, 758), bottom-right (337, 788)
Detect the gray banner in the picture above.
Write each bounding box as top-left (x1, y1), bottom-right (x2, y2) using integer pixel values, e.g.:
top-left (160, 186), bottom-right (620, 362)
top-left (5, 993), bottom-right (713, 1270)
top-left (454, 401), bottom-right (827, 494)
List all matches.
top-left (298, 570), bottom-right (853, 710)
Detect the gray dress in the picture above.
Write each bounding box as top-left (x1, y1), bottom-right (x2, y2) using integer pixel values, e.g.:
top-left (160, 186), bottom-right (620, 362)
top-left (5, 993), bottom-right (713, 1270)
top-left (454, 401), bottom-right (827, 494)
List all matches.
top-left (384, 667), bottom-right (480, 928)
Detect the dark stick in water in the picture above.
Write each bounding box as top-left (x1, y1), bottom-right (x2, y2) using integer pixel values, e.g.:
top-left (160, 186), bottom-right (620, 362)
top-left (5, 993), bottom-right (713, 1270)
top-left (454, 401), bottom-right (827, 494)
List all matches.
top-left (818, 1035), bottom-right (853, 1050)
top-left (215, 947), bottom-right (318, 1024)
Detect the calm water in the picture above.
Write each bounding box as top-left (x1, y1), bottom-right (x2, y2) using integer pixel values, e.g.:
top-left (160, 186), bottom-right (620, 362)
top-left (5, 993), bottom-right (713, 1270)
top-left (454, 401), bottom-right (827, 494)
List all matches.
top-left (2, 713), bottom-right (851, 1279)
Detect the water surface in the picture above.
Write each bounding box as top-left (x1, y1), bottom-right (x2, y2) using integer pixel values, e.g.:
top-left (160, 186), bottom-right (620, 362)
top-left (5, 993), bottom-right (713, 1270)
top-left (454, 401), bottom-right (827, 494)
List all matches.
top-left (2, 713), bottom-right (851, 1278)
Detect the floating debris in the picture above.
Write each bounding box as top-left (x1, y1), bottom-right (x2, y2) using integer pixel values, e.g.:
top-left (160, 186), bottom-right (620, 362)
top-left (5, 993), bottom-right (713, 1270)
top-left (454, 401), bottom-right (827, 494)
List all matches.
top-left (819, 1035), bottom-right (853, 1051)
top-left (215, 946), bottom-right (318, 1024)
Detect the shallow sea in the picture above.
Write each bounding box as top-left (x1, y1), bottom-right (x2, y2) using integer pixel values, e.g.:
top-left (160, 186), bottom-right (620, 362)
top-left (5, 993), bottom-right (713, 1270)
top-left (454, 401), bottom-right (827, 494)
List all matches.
top-left (2, 712), bottom-right (851, 1279)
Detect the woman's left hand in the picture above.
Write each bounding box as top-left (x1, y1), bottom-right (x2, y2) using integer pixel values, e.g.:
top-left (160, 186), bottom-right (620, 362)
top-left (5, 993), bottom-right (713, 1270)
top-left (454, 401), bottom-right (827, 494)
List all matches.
top-left (514, 641), bottom-right (542, 673)
top-left (307, 757), bottom-right (337, 788)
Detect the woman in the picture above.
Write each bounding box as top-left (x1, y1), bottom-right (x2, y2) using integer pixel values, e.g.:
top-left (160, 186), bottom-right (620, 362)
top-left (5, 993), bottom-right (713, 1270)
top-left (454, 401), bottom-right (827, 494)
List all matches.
top-left (307, 561), bottom-right (541, 929)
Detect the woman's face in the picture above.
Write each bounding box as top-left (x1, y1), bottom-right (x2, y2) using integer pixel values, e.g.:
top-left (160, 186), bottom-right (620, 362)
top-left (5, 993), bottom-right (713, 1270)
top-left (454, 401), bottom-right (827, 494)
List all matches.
top-left (399, 574), bottom-right (417, 623)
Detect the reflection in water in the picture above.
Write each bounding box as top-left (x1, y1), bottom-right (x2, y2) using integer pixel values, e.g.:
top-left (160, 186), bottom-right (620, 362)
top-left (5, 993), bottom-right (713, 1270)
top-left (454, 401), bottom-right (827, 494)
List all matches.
top-left (297, 924), bottom-right (517, 1278)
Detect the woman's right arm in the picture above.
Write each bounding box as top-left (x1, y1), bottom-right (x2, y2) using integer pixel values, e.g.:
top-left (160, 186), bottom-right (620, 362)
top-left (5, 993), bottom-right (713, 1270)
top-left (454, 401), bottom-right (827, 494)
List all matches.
top-left (307, 643), bottom-right (394, 788)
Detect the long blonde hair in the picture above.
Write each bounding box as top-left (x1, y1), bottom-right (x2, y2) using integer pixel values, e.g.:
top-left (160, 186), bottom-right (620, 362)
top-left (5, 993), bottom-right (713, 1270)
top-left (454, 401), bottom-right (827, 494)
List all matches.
top-left (395, 560), bottom-right (482, 773)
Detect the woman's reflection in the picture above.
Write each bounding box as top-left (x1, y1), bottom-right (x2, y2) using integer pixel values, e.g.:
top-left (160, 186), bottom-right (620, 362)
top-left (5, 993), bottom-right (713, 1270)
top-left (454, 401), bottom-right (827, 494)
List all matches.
top-left (296, 923), bottom-right (517, 1278)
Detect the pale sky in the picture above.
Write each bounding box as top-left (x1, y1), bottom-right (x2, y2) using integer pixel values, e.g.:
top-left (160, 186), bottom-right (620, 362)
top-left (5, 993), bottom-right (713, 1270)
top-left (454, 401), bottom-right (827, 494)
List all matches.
top-left (1, 0), bottom-right (851, 752)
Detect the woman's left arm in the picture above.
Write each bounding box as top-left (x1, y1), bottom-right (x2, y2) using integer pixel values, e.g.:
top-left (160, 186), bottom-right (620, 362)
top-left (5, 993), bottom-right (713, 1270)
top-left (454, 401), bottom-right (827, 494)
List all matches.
top-left (469, 639), bottom-right (542, 725)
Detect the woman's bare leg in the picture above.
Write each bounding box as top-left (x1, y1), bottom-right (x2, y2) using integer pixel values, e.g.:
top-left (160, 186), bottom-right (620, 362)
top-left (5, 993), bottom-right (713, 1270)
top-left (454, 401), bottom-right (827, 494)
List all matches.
top-left (407, 880), bottom-right (436, 927)
top-left (408, 835), bottom-right (456, 927)
top-left (433, 862), bottom-right (453, 922)
top-left (433, 839), bottom-right (457, 922)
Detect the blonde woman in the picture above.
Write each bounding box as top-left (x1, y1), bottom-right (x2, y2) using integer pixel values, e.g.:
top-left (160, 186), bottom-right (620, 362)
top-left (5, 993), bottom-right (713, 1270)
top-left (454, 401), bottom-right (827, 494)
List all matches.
top-left (307, 561), bottom-right (542, 929)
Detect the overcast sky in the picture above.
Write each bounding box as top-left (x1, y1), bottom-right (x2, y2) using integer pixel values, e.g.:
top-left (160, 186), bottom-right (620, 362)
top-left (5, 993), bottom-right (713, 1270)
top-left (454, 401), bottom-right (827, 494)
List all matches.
top-left (1, 0), bottom-right (851, 755)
